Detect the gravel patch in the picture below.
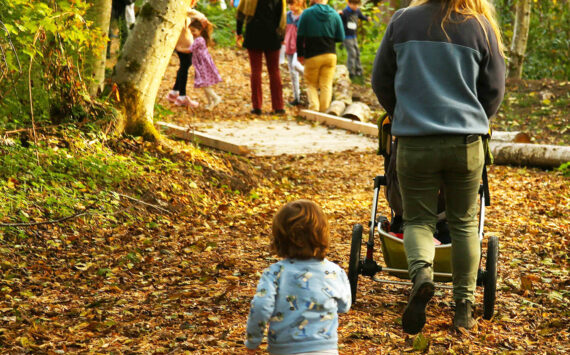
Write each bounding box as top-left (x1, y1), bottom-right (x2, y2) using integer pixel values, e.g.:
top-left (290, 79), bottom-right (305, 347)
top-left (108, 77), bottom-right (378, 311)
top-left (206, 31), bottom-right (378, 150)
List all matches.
top-left (194, 119), bottom-right (378, 156)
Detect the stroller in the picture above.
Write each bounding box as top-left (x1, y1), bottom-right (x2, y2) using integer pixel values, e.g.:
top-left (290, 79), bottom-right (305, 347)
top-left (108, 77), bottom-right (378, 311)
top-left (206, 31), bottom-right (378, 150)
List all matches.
top-left (347, 115), bottom-right (499, 320)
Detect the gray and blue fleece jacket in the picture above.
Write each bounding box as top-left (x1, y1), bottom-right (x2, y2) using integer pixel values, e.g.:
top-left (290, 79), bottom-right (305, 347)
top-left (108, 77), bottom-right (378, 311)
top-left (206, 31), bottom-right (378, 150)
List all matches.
top-left (245, 258), bottom-right (351, 354)
top-left (371, 3), bottom-right (506, 136)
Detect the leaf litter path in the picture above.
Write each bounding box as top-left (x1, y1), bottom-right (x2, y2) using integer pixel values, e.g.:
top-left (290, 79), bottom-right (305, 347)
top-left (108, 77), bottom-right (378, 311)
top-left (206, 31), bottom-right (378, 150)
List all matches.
top-left (156, 48), bottom-right (569, 353)
top-left (1, 48), bottom-right (566, 354)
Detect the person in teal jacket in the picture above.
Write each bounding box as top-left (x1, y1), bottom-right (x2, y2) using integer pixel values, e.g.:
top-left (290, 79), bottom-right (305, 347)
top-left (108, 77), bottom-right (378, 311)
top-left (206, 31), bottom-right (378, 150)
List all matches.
top-left (296, 0), bottom-right (344, 112)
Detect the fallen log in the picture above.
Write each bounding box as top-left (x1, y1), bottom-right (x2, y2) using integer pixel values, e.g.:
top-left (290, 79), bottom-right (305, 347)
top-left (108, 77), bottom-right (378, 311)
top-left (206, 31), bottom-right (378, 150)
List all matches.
top-left (300, 110), bottom-right (567, 167)
top-left (326, 100), bottom-right (346, 116)
top-left (157, 121), bottom-right (250, 155)
top-left (332, 65), bottom-right (352, 105)
top-left (301, 110), bottom-right (531, 143)
top-left (300, 109), bottom-right (377, 136)
top-left (342, 102), bottom-right (371, 123)
top-left (490, 142), bottom-right (570, 168)
top-left (491, 131), bottom-right (531, 143)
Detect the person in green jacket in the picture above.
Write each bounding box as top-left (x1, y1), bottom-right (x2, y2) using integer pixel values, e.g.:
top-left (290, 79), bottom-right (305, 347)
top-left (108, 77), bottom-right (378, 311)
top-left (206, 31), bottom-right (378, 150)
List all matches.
top-left (296, 0), bottom-right (344, 112)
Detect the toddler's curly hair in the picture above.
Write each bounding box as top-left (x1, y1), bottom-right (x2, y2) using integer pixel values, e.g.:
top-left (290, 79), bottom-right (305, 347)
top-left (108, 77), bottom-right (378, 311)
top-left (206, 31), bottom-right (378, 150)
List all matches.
top-left (271, 200), bottom-right (330, 260)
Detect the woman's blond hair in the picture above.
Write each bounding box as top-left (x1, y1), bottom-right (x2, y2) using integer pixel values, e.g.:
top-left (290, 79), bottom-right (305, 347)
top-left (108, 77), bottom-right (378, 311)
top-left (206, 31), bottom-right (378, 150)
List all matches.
top-left (409, 0), bottom-right (505, 56)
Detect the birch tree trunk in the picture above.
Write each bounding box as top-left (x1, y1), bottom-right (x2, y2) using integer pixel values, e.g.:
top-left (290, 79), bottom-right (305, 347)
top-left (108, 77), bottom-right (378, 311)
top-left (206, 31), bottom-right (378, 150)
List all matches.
top-left (509, 0), bottom-right (532, 79)
top-left (84, 0), bottom-right (113, 96)
top-left (112, 0), bottom-right (190, 142)
top-left (490, 142), bottom-right (570, 168)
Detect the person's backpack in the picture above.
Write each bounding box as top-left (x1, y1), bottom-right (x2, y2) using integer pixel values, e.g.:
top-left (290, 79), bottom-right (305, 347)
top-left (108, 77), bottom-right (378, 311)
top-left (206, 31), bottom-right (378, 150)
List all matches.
top-left (377, 113), bottom-right (392, 158)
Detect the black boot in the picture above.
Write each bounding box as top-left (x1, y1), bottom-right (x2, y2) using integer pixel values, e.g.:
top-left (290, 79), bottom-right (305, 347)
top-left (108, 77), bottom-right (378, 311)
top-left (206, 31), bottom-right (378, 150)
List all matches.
top-left (453, 299), bottom-right (476, 330)
top-left (402, 265), bottom-right (435, 334)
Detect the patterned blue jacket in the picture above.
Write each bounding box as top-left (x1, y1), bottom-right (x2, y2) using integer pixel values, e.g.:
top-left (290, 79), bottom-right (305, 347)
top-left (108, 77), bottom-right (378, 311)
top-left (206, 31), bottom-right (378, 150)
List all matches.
top-left (245, 259), bottom-right (351, 354)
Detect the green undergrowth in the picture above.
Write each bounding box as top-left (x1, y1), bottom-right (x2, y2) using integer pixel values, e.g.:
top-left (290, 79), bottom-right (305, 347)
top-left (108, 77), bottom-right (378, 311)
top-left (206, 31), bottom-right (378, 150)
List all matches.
top-left (0, 125), bottom-right (248, 239)
top-left (0, 127), bottom-right (137, 229)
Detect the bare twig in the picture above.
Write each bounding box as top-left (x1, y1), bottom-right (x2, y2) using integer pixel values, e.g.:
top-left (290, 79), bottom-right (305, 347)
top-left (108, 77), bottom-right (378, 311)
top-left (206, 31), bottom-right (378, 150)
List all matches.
top-left (28, 26), bottom-right (44, 164)
top-left (0, 19), bottom-right (22, 72)
top-left (0, 19), bottom-right (22, 97)
top-left (0, 210), bottom-right (92, 227)
top-left (2, 124), bottom-right (61, 135)
top-left (0, 44), bottom-right (7, 82)
top-left (115, 192), bottom-right (172, 214)
top-left (0, 197), bottom-right (103, 228)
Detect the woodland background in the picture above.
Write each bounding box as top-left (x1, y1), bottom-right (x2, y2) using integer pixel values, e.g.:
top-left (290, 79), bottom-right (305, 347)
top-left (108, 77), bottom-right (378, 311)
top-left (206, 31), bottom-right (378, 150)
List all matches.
top-left (0, 0), bottom-right (568, 353)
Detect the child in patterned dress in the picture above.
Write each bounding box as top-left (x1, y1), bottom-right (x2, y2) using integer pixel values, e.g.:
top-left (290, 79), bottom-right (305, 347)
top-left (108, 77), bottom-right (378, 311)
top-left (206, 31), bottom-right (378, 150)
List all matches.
top-left (189, 19), bottom-right (222, 110)
top-left (245, 200), bottom-right (351, 355)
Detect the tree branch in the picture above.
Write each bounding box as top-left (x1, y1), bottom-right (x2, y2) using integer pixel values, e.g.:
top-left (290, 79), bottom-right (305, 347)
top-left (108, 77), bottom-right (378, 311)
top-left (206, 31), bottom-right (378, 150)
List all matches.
top-left (0, 210), bottom-right (92, 227)
top-left (115, 192), bottom-right (172, 214)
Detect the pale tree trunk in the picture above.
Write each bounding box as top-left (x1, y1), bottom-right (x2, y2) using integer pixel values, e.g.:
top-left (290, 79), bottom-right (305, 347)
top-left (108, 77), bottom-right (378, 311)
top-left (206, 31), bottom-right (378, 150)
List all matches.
top-left (112, 0), bottom-right (190, 142)
top-left (508, 0), bottom-right (532, 79)
top-left (333, 65), bottom-right (352, 106)
top-left (84, 0), bottom-right (113, 96)
top-left (490, 142), bottom-right (570, 168)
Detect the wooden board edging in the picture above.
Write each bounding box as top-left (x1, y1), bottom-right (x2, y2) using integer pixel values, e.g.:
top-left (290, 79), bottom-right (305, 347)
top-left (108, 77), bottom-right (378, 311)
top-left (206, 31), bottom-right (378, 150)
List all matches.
top-left (299, 110), bottom-right (378, 136)
top-left (157, 121), bottom-right (250, 156)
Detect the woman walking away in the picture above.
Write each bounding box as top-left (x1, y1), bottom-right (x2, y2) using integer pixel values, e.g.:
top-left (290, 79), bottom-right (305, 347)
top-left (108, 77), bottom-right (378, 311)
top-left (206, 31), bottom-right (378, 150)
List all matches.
top-left (236, 0), bottom-right (286, 115)
top-left (189, 19), bottom-right (222, 110)
top-left (371, 0), bottom-right (505, 334)
top-left (245, 200), bottom-right (351, 354)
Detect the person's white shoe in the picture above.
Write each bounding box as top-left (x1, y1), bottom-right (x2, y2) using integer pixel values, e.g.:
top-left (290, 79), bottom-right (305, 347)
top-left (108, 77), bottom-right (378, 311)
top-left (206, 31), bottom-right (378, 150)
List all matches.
top-left (175, 95), bottom-right (199, 108)
top-left (166, 90), bottom-right (179, 103)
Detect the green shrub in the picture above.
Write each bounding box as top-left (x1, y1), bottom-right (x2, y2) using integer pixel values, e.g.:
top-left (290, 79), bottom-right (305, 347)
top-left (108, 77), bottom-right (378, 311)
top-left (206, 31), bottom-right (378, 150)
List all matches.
top-left (0, 127), bottom-right (140, 224)
top-left (197, 0), bottom-right (237, 48)
top-left (495, 0), bottom-right (570, 80)
top-left (0, 0), bottom-right (106, 130)
top-left (557, 161), bottom-right (570, 177)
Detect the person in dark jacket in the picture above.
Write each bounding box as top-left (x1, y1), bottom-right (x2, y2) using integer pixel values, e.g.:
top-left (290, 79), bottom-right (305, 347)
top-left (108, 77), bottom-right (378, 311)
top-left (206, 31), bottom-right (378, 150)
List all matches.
top-left (236, 0), bottom-right (287, 115)
top-left (371, 0), bottom-right (505, 334)
top-left (296, 0), bottom-right (344, 112)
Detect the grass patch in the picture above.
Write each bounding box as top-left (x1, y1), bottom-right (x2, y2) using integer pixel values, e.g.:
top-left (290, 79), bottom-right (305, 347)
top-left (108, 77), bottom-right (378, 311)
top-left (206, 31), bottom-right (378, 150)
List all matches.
top-left (0, 127), bottom-right (142, 227)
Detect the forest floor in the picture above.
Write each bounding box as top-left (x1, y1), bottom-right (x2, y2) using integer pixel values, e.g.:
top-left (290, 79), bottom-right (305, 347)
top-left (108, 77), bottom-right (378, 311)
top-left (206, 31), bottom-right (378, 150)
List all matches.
top-left (0, 47), bottom-right (568, 353)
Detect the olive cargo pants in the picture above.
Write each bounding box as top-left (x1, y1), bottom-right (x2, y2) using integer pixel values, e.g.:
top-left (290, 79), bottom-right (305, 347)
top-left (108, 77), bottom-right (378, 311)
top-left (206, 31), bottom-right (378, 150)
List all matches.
top-left (397, 135), bottom-right (484, 302)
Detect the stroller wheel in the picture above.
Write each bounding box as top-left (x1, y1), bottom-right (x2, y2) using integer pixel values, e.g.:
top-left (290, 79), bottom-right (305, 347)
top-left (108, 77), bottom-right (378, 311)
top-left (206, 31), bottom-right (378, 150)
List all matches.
top-left (483, 235), bottom-right (499, 320)
top-left (348, 224), bottom-right (363, 304)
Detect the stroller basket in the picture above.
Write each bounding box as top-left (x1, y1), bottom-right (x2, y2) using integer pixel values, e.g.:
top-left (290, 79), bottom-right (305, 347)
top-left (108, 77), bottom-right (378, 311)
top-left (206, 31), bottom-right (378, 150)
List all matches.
top-left (378, 227), bottom-right (452, 282)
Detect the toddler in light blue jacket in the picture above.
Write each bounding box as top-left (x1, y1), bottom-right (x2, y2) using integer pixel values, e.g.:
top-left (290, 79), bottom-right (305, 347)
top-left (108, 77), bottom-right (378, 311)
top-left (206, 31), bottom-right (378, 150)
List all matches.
top-left (245, 200), bottom-right (351, 354)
